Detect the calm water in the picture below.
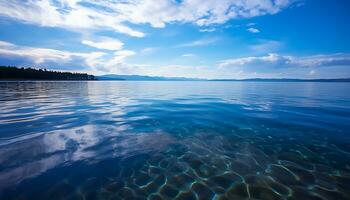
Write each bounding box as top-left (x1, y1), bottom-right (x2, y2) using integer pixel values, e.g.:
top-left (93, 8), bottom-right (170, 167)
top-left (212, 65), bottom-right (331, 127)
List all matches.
top-left (0, 81), bottom-right (350, 200)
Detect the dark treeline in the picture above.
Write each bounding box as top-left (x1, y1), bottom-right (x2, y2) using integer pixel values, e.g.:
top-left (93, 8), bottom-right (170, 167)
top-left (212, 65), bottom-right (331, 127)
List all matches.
top-left (0, 66), bottom-right (96, 80)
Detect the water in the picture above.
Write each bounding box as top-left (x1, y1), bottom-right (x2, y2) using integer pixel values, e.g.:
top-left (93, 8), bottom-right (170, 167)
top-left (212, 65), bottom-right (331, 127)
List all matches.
top-left (0, 81), bottom-right (349, 200)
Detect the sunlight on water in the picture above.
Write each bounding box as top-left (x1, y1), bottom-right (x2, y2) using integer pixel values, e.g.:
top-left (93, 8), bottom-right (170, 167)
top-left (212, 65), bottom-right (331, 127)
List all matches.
top-left (0, 81), bottom-right (350, 200)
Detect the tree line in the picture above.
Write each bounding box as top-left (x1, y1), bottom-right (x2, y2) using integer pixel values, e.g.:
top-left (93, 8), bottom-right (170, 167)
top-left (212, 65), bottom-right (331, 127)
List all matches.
top-left (0, 66), bottom-right (96, 80)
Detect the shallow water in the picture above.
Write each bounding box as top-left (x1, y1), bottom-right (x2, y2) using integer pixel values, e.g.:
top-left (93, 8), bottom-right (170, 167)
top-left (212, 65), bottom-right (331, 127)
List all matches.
top-left (0, 81), bottom-right (350, 200)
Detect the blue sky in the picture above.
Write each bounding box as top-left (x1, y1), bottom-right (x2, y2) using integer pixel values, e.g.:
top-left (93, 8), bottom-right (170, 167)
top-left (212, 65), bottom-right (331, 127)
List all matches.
top-left (0, 0), bottom-right (349, 79)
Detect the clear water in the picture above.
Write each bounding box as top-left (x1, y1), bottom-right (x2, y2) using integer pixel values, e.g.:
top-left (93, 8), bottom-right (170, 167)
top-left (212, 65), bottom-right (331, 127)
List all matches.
top-left (0, 81), bottom-right (350, 200)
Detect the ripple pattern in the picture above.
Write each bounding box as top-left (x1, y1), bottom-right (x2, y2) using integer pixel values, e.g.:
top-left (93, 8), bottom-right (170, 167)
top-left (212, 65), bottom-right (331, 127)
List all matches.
top-left (0, 81), bottom-right (350, 200)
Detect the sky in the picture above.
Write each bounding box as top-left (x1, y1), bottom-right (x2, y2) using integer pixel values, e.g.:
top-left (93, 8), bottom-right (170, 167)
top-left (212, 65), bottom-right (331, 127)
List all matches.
top-left (0, 0), bottom-right (350, 79)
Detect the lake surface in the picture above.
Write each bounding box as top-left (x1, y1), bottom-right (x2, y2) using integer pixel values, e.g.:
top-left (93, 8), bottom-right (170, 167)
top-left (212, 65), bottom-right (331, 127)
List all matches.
top-left (0, 81), bottom-right (350, 200)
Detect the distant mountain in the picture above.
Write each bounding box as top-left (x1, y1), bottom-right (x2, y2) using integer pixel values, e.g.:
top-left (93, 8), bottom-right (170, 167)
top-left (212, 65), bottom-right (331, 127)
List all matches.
top-left (98, 74), bottom-right (204, 81)
top-left (2, 66), bottom-right (348, 82)
top-left (210, 78), bottom-right (350, 82)
top-left (98, 75), bottom-right (350, 82)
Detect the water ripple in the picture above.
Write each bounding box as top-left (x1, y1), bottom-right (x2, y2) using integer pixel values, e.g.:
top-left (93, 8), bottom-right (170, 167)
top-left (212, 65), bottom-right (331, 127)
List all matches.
top-left (0, 81), bottom-right (349, 199)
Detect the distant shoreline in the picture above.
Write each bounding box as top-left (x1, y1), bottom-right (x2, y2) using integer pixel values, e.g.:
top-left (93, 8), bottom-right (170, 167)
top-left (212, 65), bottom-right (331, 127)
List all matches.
top-left (1, 66), bottom-right (349, 82)
top-left (0, 79), bottom-right (98, 81)
top-left (0, 66), bottom-right (96, 81)
top-left (1, 79), bottom-right (350, 83)
top-left (98, 74), bottom-right (350, 82)
top-left (208, 78), bottom-right (350, 82)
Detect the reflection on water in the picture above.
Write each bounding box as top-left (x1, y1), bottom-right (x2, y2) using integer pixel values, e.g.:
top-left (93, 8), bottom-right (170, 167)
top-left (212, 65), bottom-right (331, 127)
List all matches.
top-left (0, 81), bottom-right (350, 199)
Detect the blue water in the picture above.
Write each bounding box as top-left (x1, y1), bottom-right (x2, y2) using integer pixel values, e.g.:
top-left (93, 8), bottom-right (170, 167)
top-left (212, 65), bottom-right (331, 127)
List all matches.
top-left (0, 81), bottom-right (350, 200)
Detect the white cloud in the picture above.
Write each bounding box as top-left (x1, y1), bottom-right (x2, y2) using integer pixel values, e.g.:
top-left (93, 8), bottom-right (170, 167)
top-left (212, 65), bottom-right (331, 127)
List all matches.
top-left (140, 47), bottom-right (158, 55)
top-left (132, 64), bottom-right (216, 79)
top-left (0, 0), bottom-right (145, 37)
top-left (246, 23), bottom-right (256, 27)
top-left (91, 50), bottom-right (136, 72)
top-left (250, 40), bottom-right (283, 53)
top-left (114, 50), bottom-right (136, 59)
top-left (0, 40), bottom-right (92, 66)
top-left (247, 27), bottom-right (260, 33)
top-left (0, 0), bottom-right (294, 37)
top-left (181, 53), bottom-right (196, 57)
top-left (82, 38), bottom-right (124, 51)
top-left (0, 40), bottom-right (135, 73)
top-left (2, 38), bottom-right (349, 79)
top-left (219, 53), bottom-right (350, 69)
top-left (135, 53), bottom-right (350, 78)
top-left (0, 41), bottom-right (15, 48)
top-left (177, 37), bottom-right (219, 47)
top-left (309, 69), bottom-right (316, 75)
top-left (199, 28), bottom-right (216, 32)
top-left (216, 53), bottom-right (350, 79)
top-left (219, 53), bottom-right (287, 68)
top-left (293, 54), bottom-right (350, 68)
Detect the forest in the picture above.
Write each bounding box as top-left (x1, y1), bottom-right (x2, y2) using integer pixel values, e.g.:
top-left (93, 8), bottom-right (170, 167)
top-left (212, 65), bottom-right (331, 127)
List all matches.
top-left (0, 66), bottom-right (96, 80)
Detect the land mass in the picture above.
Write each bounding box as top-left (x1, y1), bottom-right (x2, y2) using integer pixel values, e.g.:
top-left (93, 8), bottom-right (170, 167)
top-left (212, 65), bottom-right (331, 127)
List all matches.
top-left (1, 66), bottom-right (349, 82)
top-left (98, 74), bottom-right (203, 81)
top-left (210, 78), bottom-right (350, 82)
top-left (0, 66), bottom-right (96, 80)
top-left (99, 74), bottom-right (350, 82)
